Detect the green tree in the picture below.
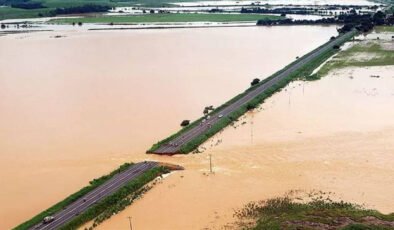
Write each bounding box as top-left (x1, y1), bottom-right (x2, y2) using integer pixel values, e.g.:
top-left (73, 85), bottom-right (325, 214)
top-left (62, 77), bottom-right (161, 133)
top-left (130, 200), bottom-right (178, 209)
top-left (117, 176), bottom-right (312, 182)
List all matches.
top-left (250, 78), bottom-right (260, 86)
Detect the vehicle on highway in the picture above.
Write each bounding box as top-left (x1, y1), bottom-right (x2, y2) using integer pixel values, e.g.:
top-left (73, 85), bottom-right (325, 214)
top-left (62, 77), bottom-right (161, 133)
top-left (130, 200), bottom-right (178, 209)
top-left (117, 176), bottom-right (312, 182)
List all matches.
top-left (207, 115), bottom-right (211, 119)
top-left (218, 114), bottom-right (223, 118)
top-left (42, 216), bottom-right (54, 224)
top-left (202, 119), bottom-right (206, 123)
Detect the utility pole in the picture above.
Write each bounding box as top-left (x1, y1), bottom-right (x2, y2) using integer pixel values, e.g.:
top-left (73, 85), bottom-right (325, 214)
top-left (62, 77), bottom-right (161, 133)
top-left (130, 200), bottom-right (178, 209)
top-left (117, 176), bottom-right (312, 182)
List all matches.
top-left (250, 112), bottom-right (254, 145)
top-left (127, 216), bottom-right (133, 230)
top-left (209, 154), bottom-right (212, 173)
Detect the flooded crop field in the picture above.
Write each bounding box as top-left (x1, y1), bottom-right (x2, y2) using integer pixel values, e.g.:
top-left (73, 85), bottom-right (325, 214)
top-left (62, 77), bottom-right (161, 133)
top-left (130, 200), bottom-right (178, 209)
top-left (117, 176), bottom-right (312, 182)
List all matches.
top-left (0, 25), bottom-right (339, 229)
top-left (96, 30), bottom-right (394, 229)
top-left (98, 65), bottom-right (394, 230)
top-left (1, 1), bottom-right (393, 228)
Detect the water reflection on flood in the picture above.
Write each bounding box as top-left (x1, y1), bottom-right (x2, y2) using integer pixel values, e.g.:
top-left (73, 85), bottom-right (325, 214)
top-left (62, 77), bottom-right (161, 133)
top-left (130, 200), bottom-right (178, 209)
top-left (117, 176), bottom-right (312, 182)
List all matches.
top-left (0, 25), bottom-right (337, 229)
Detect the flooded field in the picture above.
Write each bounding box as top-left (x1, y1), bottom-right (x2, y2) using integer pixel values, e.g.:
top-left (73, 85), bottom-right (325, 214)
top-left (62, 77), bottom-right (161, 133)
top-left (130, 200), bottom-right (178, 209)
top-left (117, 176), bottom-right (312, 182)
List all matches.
top-left (0, 25), bottom-right (337, 229)
top-left (99, 66), bottom-right (394, 230)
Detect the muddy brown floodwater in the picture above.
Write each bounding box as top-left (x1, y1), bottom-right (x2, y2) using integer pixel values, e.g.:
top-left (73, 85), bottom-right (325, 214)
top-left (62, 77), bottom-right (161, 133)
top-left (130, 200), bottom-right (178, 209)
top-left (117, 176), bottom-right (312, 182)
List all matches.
top-left (96, 66), bottom-right (394, 230)
top-left (0, 25), bottom-right (391, 229)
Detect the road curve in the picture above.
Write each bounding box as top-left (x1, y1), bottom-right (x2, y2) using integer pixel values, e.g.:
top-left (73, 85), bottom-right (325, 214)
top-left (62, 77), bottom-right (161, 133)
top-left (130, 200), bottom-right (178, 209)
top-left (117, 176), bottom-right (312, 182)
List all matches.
top-left (30, 161), bottom-right (158, 230)
top-left (151, 30), bottom-right (356, 154)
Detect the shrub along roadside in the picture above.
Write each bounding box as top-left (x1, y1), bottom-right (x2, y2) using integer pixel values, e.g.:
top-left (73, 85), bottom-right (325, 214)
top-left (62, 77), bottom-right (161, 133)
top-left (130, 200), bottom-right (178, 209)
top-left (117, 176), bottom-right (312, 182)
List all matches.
top-left (149, 30), bottom-right (356, 154)
top-left (179, 31), bottom-right (356, 154)
top-left (146, 33), bottom-right (333, 153)
top-left (59, 166), bottom-right (170, 230)
top-left (234, 193), bottom-right (394, 229)
top-left (13, 163), bottom-right (133, 230)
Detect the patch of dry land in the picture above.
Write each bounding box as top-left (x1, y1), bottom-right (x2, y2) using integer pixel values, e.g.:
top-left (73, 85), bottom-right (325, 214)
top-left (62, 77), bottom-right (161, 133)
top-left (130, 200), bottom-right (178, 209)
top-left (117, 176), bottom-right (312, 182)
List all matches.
top-left (313, 27), bottom-right (394, 79)
top-left (95, 30), bottom-right (394, 229)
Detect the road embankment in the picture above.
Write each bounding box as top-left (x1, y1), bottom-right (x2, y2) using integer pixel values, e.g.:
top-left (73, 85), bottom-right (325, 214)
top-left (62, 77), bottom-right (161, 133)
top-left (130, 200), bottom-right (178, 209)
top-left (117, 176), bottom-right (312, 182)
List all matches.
top-left (14, 162), bottom-right (134, 230)
top-left (15, 162), bottom-right (179, 230)
top-left (148, 30), bottom-right (357, 155)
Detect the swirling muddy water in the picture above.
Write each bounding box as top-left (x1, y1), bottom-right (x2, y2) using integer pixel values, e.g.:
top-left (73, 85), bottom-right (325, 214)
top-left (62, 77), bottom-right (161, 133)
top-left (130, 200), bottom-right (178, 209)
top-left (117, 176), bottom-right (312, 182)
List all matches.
top-left (96, 66), bottom-right (394, 230)
top-left (0, 26), bottom-right (392, 229)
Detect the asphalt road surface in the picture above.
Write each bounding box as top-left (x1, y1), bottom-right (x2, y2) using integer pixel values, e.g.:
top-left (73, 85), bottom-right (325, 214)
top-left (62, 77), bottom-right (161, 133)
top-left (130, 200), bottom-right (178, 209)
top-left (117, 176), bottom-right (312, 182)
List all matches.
top-left (152, 30), bottom-right (356, 154)
top-left (30, 161), bottom-right (158, 230)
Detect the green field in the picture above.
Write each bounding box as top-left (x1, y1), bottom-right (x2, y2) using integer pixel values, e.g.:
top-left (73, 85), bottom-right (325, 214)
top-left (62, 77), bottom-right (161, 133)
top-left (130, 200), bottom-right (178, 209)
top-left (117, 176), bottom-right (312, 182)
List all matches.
top-left (0, 0), bottom-right (201, 20)
top-left (375, 25), bottom-right (394, 32)
top-left (50, 13), bottom-right (283, 24)
top-left (313, 38), bottom-right (394, 78)
top-left (0, 7), bottom-right (51, 20)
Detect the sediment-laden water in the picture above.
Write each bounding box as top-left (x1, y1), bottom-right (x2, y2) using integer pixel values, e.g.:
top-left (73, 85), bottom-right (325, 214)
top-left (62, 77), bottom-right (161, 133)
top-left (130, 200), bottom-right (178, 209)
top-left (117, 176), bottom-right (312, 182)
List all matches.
top-left (2, 25), bottom-right (393, 229)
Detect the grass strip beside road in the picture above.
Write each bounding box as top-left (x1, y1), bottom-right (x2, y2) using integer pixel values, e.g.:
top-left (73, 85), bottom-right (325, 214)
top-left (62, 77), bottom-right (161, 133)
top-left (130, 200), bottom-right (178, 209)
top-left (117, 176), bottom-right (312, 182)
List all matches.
top-left (149, 30), bottom-right (357, 154)
top-left (13, 163), bottom-right (133, 230)
top-left (50, 13), bottom-right (283, 24)
top-left (59, 166), bottom-right (170, 230)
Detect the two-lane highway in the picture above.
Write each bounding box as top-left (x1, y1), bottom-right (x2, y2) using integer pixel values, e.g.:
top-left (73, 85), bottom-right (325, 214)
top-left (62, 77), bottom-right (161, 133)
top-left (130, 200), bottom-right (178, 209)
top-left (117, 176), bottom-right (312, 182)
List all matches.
top-left (151, 30), bottom-right (356, 154)
top-left (30, 161), bottom-right (158, 230)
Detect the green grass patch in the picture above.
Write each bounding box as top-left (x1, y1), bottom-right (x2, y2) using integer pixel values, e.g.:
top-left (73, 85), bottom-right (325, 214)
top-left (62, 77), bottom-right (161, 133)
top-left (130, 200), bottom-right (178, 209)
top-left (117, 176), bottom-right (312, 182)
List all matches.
top-left (13, 162), bottom-right (134, 230)
top-left (42, 0), bottom-right (113, 8)
top-left (0, 0), bottom-right (206, 20)
top-left (312, 39), bottom-right (394, 79)
top-left (0, 6), bottom-right (54, 20)
top-left (375, 25), bottom-right (394, 33)
top-left (50, 13), bottom-right (283, 24)
top-left (234, 193), bottom-right (394, 230)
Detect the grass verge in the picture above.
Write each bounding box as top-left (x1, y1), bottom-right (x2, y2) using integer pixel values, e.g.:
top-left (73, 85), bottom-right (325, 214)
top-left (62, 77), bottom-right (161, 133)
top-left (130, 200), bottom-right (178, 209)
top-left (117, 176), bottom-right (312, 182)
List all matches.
top-left (50, 13), bottom-right (283, 24)
top-left (234, 192), bottom-right (394, 230)
top-left (157, 30), bottom-right (356, 154)
top-left (13, 163), bottom-right (133, 230)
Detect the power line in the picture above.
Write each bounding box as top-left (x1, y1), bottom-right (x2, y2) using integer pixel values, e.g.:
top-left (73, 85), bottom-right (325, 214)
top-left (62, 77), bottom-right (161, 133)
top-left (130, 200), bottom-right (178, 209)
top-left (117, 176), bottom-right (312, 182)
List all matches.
top-left (250, 112), bottom-right (254, 145)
